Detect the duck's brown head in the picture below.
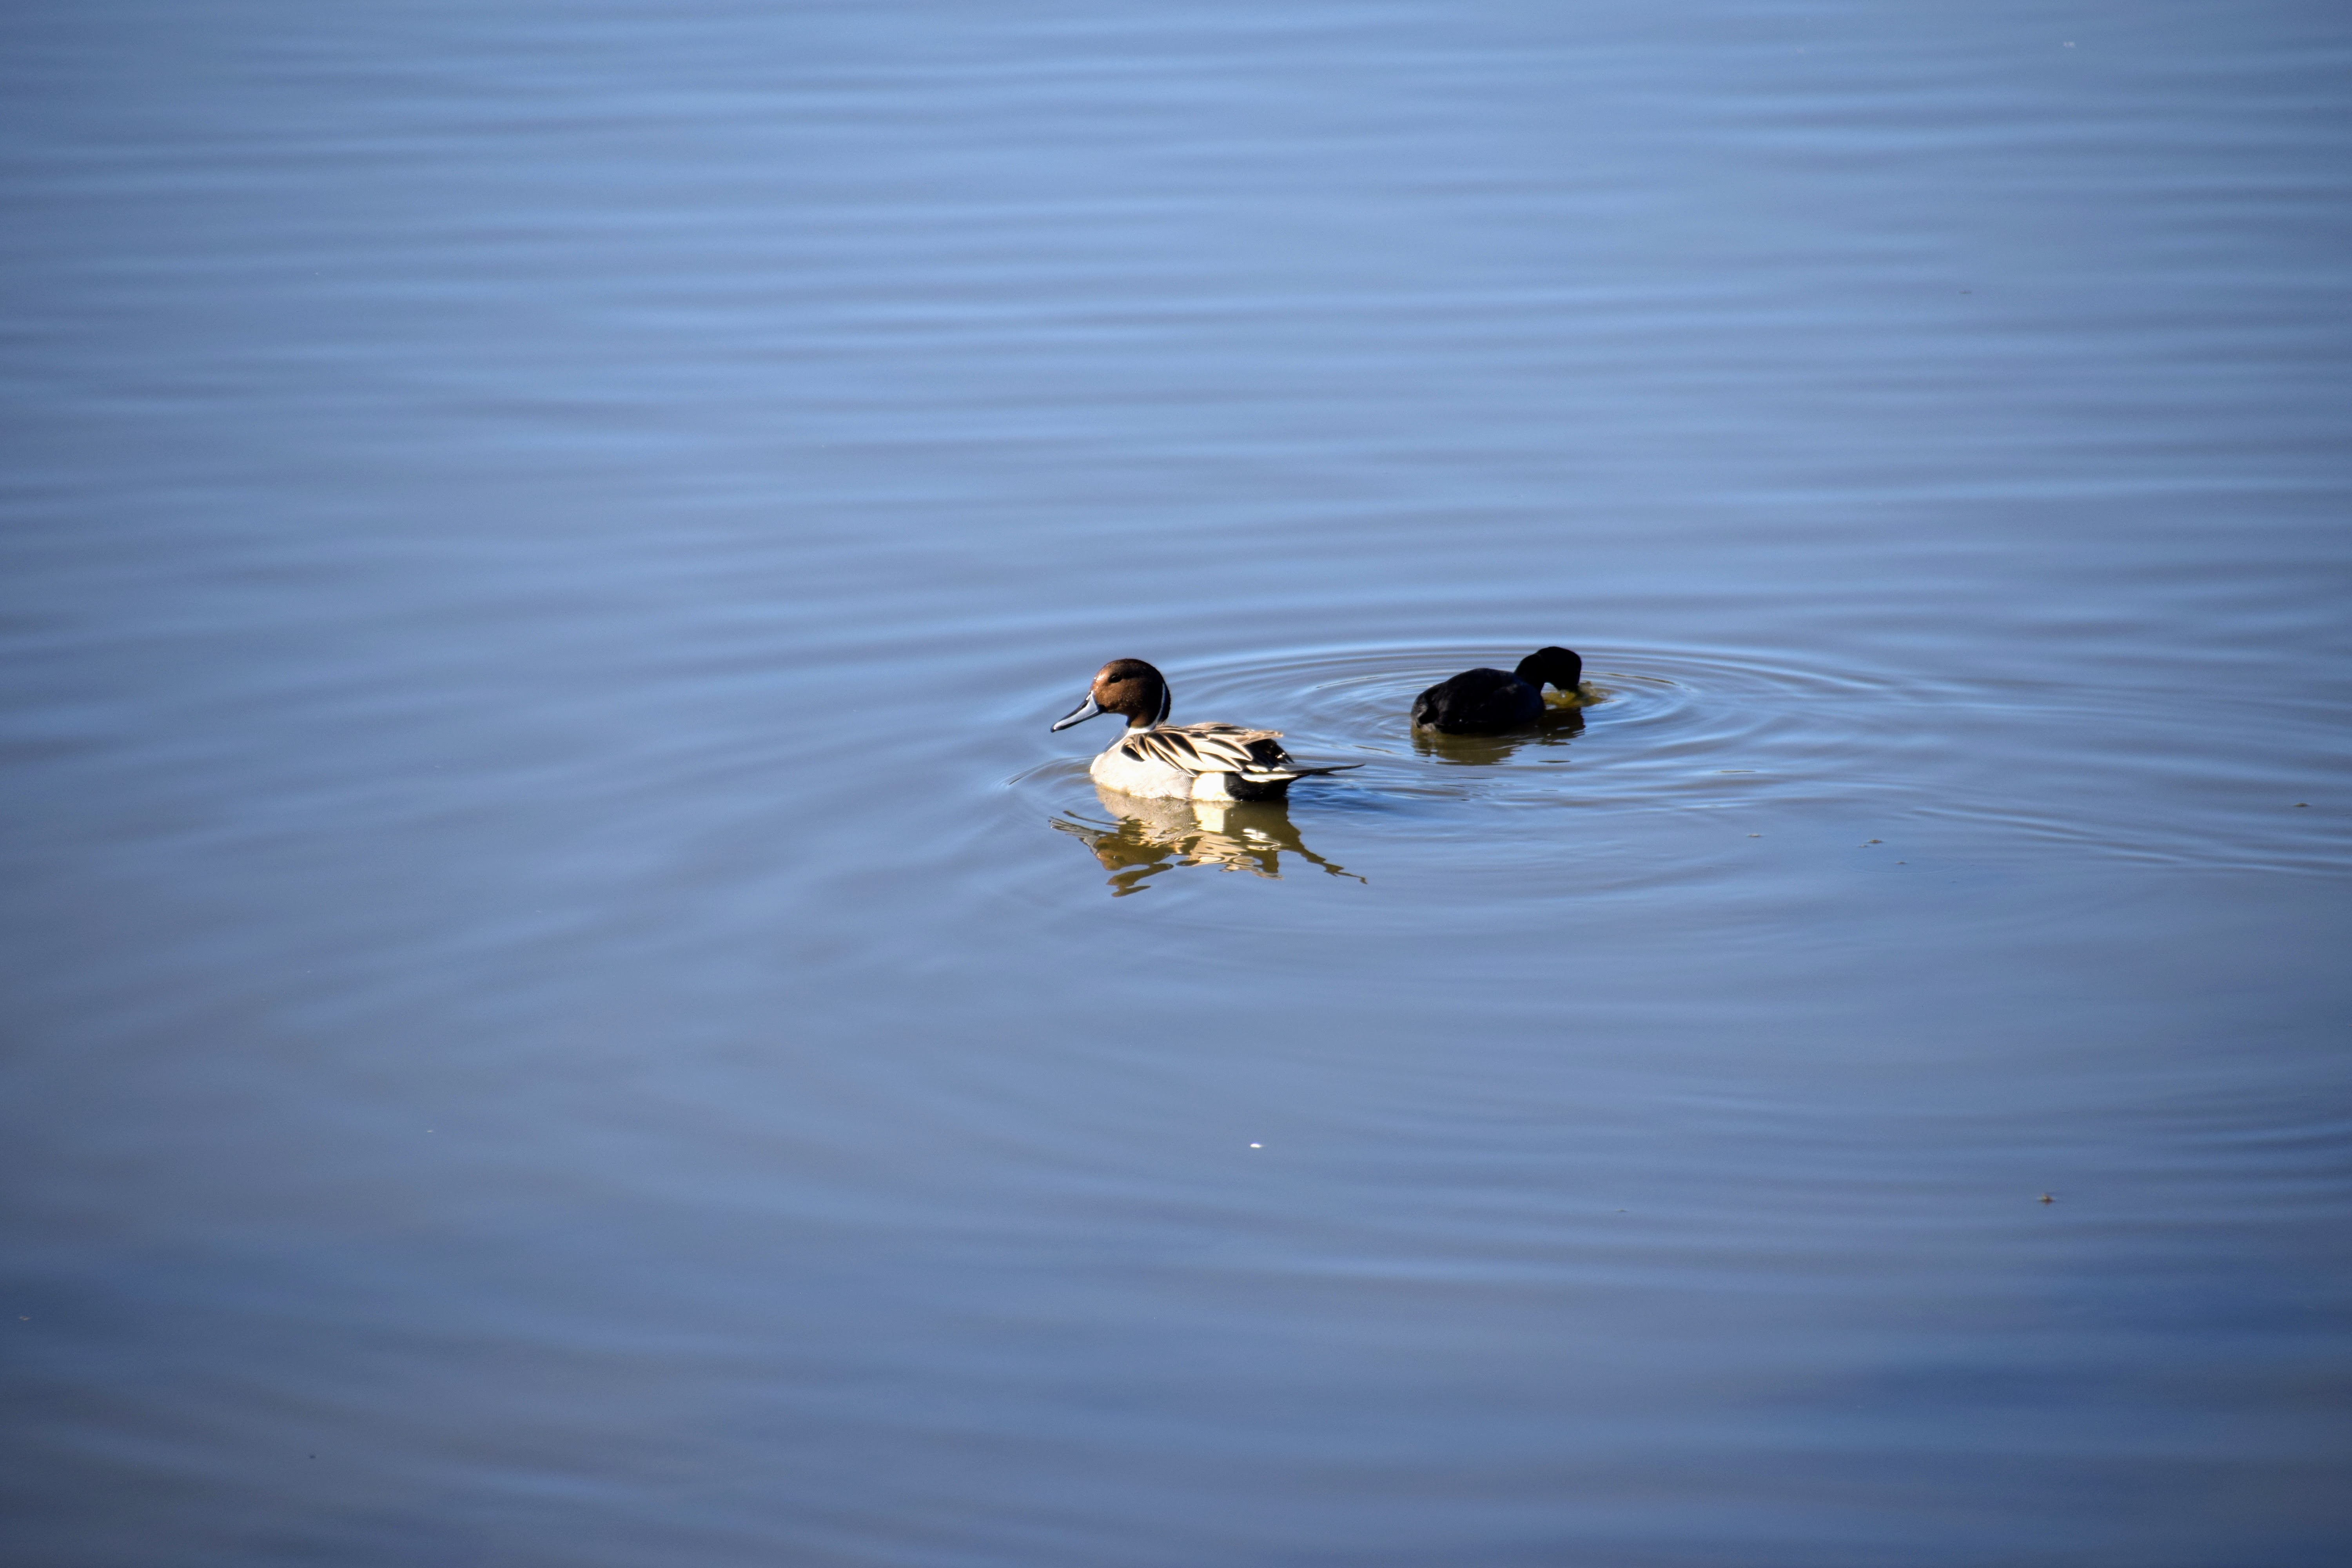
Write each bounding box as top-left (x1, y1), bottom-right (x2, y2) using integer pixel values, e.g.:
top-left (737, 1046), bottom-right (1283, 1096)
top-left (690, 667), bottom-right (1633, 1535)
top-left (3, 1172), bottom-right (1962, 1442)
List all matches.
top-left (1051, 658), bottom-right (1171, 732)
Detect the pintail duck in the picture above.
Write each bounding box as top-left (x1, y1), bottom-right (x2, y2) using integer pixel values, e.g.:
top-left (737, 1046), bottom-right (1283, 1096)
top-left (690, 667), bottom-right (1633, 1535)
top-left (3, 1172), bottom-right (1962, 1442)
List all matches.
top-left (1050, 658), bottom-right (1363, 801)
top-left (1411, 646), bottom-right (1590, 735)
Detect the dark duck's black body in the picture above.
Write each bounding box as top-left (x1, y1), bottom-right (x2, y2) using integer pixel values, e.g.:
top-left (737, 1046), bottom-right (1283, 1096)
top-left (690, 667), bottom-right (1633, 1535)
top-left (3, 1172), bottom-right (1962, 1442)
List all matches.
top-left (1410, 646), bottom-right (1585, 735)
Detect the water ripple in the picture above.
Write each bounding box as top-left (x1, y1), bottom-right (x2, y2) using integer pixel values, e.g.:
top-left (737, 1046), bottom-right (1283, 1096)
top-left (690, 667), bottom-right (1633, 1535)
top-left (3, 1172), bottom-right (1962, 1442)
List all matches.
top-left (1019, 642), bottom-right (1929, 819)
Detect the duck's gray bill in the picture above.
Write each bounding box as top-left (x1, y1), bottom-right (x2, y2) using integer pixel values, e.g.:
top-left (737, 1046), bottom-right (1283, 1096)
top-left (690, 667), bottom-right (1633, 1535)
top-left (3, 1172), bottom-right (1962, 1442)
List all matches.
top-left (1050, 695), bottom-right (1103, 732)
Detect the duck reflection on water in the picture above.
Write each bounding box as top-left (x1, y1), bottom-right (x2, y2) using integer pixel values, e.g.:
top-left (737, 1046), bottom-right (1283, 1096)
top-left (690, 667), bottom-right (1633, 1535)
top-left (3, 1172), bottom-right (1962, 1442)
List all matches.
top-left (1051, 786), bottom-right (1363, 896)
top-left (1410, 701), bottom-right (1586, 765)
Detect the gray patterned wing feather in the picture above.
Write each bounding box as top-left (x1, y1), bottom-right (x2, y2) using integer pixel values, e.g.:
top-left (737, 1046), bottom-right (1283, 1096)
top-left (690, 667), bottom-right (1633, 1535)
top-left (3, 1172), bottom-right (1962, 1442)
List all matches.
top-left (1123, 724), bottom-right (1285, 775)
top-left (1122, 725), bottom-right (1362, 779)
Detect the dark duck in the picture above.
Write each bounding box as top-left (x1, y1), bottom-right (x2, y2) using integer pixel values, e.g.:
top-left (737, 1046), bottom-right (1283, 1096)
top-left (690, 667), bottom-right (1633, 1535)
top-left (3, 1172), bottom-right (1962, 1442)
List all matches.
top-left (1410, 646), bottom-right (1587, 735)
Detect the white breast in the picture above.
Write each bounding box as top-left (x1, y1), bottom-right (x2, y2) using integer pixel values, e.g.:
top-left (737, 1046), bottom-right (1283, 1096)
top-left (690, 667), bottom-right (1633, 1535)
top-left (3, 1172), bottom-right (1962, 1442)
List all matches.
top-left (1090, 744), bottom-right (1196, 799)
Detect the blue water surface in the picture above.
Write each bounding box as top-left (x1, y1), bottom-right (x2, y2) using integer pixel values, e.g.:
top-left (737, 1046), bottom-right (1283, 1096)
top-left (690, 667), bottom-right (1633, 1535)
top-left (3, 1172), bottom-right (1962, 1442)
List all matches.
top-left (3, 2), bottom-right (2349, 1564)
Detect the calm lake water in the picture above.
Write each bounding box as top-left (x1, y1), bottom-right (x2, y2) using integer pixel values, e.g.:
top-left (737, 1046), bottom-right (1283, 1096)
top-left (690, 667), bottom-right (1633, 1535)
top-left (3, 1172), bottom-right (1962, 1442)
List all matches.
top-left (5, 2), bottom-right (2350, 1563)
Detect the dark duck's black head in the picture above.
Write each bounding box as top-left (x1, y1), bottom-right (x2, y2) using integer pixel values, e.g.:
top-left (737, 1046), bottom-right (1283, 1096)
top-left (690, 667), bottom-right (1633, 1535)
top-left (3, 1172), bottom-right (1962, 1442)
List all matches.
top-left (1410, 645), bottom-right (1584, 735)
